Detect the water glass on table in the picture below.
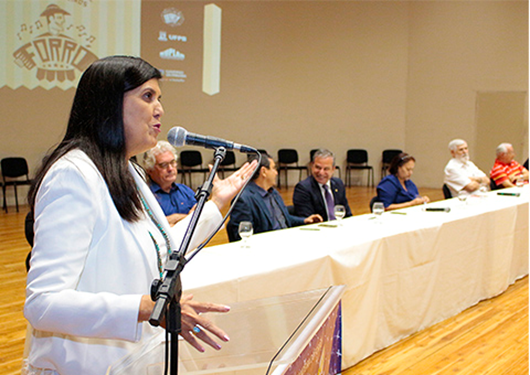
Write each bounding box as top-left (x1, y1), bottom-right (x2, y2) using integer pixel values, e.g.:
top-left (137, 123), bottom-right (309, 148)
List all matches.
top-left (334, 205), bottom-right (346, 226)
top-left (238, 221), bottom-right (253, 248)
top-left (372, 202), bottom-right (384, 223)
top-left (458, 190), bottom-right (468, 205)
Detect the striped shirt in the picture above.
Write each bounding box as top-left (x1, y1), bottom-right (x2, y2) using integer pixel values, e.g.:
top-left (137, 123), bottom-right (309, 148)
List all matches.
top-left (490, 159), bottom-right (525, 186)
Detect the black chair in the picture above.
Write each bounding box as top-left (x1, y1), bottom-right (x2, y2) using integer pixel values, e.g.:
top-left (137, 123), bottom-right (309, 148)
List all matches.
top-left (277, 149), bottom-right (306, 188)
top-left (309, 149), bottom-right (341, 179)
top-left (2, 157), bottom-right (33, 213)
top-left (381, 149), bottom-right (402, 179)
top-left (178, 151), bottom-right (209, 189)
top-left (219, 150), bottom-right (238, 178)
top-left (369, 196), bottom-right (379, 212)
top-left (442, 184), bottom-right (452, 199)
top-left (345, 149), bottom-right (374, 187)
top-left (490, 178), bottom-right (502, 191)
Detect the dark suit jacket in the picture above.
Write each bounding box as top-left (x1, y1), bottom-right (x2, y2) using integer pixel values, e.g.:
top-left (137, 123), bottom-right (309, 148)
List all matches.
top-left (227, 182), bottom-right (306, 242)
top-left (292, 176), bottom-right (352, 221)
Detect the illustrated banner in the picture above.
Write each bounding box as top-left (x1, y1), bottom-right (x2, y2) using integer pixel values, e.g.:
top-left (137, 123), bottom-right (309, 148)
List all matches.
top-left (0, 0), bottom-right (141, 90)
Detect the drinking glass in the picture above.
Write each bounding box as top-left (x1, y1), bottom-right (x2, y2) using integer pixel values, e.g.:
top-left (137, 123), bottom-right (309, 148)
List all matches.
top-left (372, 202), bottom-right (384, 223)
top-left (334, 205), bottom-right (346, 225)
top-left (457, 190), bottom-right (468, 204)
top-left (238, 221), bottom-right (253, 248)
top-left (516, 175), bottom-right (524, 188)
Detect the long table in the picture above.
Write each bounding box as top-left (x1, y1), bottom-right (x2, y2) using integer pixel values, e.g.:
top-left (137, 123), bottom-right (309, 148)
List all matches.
top-left (181, 186), bottom-right (529, 369)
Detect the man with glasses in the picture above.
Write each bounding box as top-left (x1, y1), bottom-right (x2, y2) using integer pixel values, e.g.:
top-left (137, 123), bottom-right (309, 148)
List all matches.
top-left (490, 142), bottom-right (529, 188)
top-left (143, 141), bottom-right (197, 226)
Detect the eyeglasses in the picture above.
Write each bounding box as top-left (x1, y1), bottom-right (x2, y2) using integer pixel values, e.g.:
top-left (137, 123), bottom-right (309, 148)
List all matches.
top-left (156, 160), bottom-right (177, 169)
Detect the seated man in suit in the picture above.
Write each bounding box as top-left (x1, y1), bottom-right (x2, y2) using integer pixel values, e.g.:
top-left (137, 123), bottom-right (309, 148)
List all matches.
top-left (490, 142), bottom-right (529, 188)
top-left (444, 139), bottom-right (489, 197)
top-left (227, 153), bottom-right (322, 242)
top-left (143, 141), bottom-right (197, 226)
top-left (292, 148), bottom-right (352, 221)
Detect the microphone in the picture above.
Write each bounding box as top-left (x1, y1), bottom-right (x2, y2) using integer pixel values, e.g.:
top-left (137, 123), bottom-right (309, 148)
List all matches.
top-left (497, 192), bottom-right (521, 197)
top-left (167, 126), bottom-right (256, 153)
top-left (425, 207), bottom-right (451, 212)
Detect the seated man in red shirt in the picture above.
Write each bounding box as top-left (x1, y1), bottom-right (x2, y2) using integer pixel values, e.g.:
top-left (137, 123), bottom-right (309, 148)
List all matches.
top-left (490, 143), bottom-right (529, 188)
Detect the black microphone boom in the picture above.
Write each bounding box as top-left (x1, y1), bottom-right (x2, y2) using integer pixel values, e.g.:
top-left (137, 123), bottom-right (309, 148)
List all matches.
top-left (167, 127), bottom-right (256, 153)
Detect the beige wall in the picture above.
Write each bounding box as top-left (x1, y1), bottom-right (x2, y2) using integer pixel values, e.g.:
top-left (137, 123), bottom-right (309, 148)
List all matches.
top-left (0, 1), bottom-right (527, 199)
top-left (406, 0), bottom-right (528, 186)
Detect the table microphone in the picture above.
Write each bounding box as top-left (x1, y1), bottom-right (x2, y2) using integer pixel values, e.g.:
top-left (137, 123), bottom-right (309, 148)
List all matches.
top-left (425, 207), bottom-right (451, 212)
top-left (497, 192), bottom-right (521, 197)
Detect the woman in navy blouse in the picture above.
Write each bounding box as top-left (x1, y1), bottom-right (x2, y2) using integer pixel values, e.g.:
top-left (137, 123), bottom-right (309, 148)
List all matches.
top-left (376, 152), bottom-right (430, 211)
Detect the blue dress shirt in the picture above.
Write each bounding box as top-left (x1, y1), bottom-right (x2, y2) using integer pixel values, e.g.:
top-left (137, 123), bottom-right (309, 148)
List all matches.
top-left (149, 181), bottom-right (197, 216)
top-left (376, 174), bottom-right (419, 208)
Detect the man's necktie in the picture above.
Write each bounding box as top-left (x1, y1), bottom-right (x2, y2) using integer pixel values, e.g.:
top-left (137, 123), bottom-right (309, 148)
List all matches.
top-left (269, 195), bottom-right (288, 229)
top-left (324, 185), bottom-right (336, 220)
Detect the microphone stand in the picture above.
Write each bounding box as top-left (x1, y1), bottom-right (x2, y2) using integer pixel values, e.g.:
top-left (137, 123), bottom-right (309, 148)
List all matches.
top-left (149, 147), bottom-right (227, 375)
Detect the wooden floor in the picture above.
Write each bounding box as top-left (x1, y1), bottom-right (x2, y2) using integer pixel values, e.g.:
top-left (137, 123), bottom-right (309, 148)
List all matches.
top-left (0, 185), bottom-right (527, 374)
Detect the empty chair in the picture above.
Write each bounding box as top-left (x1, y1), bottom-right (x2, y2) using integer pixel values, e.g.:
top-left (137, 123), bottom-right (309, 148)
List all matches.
top-left (277, 149), bottom-right (306, 188)
top-left (442, 183), bottom-right (452, 199)
top-left (219, 150), bottom-right (238, 178)
top-left (345, 149), bottom-right (374, 187)
top-left (178, 150), bottom-right (209, 189)
top-left (381, 149), bottom-right (402, 179)
top-left (2, 157), bottom-right (32, 213)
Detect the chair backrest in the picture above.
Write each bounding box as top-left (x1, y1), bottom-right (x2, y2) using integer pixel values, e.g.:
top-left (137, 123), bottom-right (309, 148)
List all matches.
top-left (278, 149), bottom-right (299, 164)
top-left (490, 178), bottom-right (501, 191)
top-left (309, 149), bottom-right (318, 162)
top-left (442, 184), bottom-right (452, 199)
top-left (347, 149), bottom-right (368, 164)
top-left (382, 149), bottom-right (402, 164)
top-left (369, 196), bottom-right (379, 212)
top-left (1, 157), bottom-right (29, 179)
top-left (179, 151), bottom-right (203, 168)
top-left (221, 150), bottom-right (236, 166)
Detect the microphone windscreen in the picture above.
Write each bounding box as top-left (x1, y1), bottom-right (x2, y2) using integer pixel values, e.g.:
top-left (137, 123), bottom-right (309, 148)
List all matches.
top-left (167, 127), bottom-right (187, 147)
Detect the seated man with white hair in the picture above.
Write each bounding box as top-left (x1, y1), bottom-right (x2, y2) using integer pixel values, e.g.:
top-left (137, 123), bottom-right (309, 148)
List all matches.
top-left (444, 139), bottom-right (489, 197)
top-left (490, 142), bottom-right (529, 188)
top-left (143, 141), bottom-right (197, 226)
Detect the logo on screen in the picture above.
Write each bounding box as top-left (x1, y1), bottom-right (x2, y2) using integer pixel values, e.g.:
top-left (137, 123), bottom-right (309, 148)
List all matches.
top-left (161, 8), bottom-right (184, 27)
top-left (158, 31), bottom-right (187, 42)
top-left (160, 48), bottom-right (185, 61)
top-left (12, 3), bottom-right (98, 83)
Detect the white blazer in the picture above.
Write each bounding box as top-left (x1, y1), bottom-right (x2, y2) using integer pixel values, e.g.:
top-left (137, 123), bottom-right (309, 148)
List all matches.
top-left (24, 150), bottom-right (222, 375)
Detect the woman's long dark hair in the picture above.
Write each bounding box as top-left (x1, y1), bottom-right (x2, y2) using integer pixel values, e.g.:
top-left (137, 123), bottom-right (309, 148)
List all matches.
top-left (28, 56), bottom-right (162, 222)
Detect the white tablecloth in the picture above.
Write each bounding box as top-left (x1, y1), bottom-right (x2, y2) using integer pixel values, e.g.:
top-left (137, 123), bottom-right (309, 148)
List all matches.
top-left (181, 186), bottom-right (529, 369)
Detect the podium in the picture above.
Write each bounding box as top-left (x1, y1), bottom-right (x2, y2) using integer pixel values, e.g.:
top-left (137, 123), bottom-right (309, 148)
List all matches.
top-left (107, 285), bottom-right (345, 375)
